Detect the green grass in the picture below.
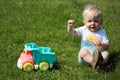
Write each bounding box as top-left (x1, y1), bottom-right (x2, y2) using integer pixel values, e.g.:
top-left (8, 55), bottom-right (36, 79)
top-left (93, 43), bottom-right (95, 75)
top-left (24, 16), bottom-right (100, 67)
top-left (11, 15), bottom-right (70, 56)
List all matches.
top-left (0, 0), bottom-right (120, 80)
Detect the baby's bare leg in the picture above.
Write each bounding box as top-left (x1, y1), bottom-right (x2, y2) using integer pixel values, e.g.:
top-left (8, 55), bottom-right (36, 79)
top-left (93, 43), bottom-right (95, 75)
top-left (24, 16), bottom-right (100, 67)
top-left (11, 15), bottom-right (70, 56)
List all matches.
top-left (80, 48), bottom-right (93, 64)
top-left (101, 51), bottom-right (109, 64)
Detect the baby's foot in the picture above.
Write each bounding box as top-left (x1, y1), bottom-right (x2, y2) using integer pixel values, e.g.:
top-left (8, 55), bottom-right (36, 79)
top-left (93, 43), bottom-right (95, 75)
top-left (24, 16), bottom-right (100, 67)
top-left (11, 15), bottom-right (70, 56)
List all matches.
top-left (91, 47), bottom-right (99, 68)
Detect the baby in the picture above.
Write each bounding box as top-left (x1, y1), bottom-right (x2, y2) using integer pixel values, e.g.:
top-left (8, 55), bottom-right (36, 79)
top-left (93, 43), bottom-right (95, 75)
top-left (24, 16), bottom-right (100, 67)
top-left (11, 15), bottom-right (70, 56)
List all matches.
top-left (67, 5), bottom-right (109, 68)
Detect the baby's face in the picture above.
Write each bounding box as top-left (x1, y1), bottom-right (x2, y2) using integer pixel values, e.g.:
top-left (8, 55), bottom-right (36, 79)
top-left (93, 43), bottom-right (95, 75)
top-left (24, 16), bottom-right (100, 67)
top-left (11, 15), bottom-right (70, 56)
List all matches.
top-left (83, 17), bottom-right (102, 32)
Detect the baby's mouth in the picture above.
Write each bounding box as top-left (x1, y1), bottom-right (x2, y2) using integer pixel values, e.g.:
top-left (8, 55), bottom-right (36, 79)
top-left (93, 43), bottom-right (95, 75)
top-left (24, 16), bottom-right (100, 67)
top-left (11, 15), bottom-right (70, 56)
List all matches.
top-left (90, 27), bottom-right (97, 31)
top-left (91, 27), bottom-right (96, 29)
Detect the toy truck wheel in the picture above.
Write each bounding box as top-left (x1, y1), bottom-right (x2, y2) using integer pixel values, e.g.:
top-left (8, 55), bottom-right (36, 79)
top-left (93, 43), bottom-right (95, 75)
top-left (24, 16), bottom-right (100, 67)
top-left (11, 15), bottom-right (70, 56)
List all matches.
top-left (39, 62), bottom-right (49, 71)
top-left (23, 62), bottom-right (34, 72)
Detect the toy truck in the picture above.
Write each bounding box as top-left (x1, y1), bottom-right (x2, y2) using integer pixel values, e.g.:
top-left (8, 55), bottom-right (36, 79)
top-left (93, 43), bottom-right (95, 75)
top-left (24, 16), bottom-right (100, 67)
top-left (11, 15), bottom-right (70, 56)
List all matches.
top-left (17, 43), bottom-right (57, 72)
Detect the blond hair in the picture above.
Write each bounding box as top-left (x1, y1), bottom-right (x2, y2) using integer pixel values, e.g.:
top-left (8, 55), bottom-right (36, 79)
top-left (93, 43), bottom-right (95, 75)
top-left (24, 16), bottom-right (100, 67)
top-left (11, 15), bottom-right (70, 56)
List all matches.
top-left (82, 5), bottom-right (103, 22)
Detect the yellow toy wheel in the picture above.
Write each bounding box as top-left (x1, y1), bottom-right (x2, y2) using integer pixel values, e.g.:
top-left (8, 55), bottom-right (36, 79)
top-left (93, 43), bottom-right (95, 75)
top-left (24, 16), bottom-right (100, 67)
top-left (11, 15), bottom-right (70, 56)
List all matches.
top-left (23, 62), bottom-right (34, 72)
top-left (39, 62), bottom-right (49, 71)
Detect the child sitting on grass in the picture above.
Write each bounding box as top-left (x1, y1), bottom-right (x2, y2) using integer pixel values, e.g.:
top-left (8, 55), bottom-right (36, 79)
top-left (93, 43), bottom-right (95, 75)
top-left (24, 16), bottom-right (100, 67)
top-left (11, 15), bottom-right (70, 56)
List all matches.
top-left (67, 4), bottom-right (110, 69)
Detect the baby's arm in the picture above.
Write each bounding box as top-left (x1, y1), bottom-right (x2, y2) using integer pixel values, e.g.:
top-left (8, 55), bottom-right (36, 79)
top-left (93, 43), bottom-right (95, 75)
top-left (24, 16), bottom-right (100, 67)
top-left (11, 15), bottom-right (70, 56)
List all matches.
top-left (67, 20), bottom-right (77, 35)
top-left (99, 43), bottom-right (109, 50)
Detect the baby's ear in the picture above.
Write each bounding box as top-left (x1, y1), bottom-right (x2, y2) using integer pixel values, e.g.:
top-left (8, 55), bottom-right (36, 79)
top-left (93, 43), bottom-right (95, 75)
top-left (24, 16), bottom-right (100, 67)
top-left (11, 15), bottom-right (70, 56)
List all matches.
top-left (83, 19), bottom-right (85, 24)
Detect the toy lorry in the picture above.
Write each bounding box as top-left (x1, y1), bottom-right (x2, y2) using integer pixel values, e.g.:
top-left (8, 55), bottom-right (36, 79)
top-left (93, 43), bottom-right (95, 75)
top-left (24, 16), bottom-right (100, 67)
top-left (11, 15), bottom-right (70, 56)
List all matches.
top-left (17, 43), bottom-right (57, 72)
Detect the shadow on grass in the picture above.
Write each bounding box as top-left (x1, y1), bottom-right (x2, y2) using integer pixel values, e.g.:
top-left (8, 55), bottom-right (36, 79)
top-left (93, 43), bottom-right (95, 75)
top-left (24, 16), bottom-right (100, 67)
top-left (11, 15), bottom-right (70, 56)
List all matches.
top-left (108, 51), bottom-right (120, 71)
top-left (88, 51), bottom-right (120, 73)
top-left (52, 61), bottom-right (61, 70)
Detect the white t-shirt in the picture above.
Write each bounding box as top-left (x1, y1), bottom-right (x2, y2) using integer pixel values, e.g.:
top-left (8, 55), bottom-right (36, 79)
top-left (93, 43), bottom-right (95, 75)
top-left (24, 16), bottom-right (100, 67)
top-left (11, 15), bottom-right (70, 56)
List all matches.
top-left (75, 26), bottom-right (109, 48)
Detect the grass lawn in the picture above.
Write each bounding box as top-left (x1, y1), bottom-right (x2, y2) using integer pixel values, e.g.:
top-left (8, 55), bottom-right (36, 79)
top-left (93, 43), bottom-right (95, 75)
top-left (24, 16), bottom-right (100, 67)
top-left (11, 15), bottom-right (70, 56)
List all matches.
top-left (0, 0), bottom-right (120, 80)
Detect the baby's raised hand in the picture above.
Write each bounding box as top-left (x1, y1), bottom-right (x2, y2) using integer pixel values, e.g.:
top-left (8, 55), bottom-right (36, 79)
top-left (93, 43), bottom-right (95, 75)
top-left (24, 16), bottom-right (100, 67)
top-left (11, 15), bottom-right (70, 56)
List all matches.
top-left (68, 20), bottom-right (75, 27)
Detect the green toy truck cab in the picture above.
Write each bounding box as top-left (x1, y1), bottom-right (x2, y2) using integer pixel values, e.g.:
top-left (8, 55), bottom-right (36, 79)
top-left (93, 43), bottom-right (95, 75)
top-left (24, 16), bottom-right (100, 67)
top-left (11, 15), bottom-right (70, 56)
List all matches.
top-left (18, 43), bottom-right (57, 71)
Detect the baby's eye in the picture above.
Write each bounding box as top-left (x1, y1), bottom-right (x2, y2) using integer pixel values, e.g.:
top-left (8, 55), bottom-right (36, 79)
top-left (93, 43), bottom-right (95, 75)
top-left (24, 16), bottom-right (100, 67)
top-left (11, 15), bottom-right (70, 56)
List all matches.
top-left (87, 20), bottom-right (92, 22)
top-left (94, 20), bottom-right (99, 22)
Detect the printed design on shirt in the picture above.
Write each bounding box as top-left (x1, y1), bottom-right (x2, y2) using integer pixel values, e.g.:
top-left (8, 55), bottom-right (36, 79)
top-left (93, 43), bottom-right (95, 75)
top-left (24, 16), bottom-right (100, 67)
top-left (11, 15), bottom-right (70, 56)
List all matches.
top-left (86, 34), bottom-right (99, 43)
top-left (82, 34), bottom-right (99, 50)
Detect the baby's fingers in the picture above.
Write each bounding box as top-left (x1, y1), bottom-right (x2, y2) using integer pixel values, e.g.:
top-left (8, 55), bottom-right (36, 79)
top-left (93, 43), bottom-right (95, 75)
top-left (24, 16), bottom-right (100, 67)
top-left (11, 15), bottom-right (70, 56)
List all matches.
top-left (68, 20), bottom-right (75, 24)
